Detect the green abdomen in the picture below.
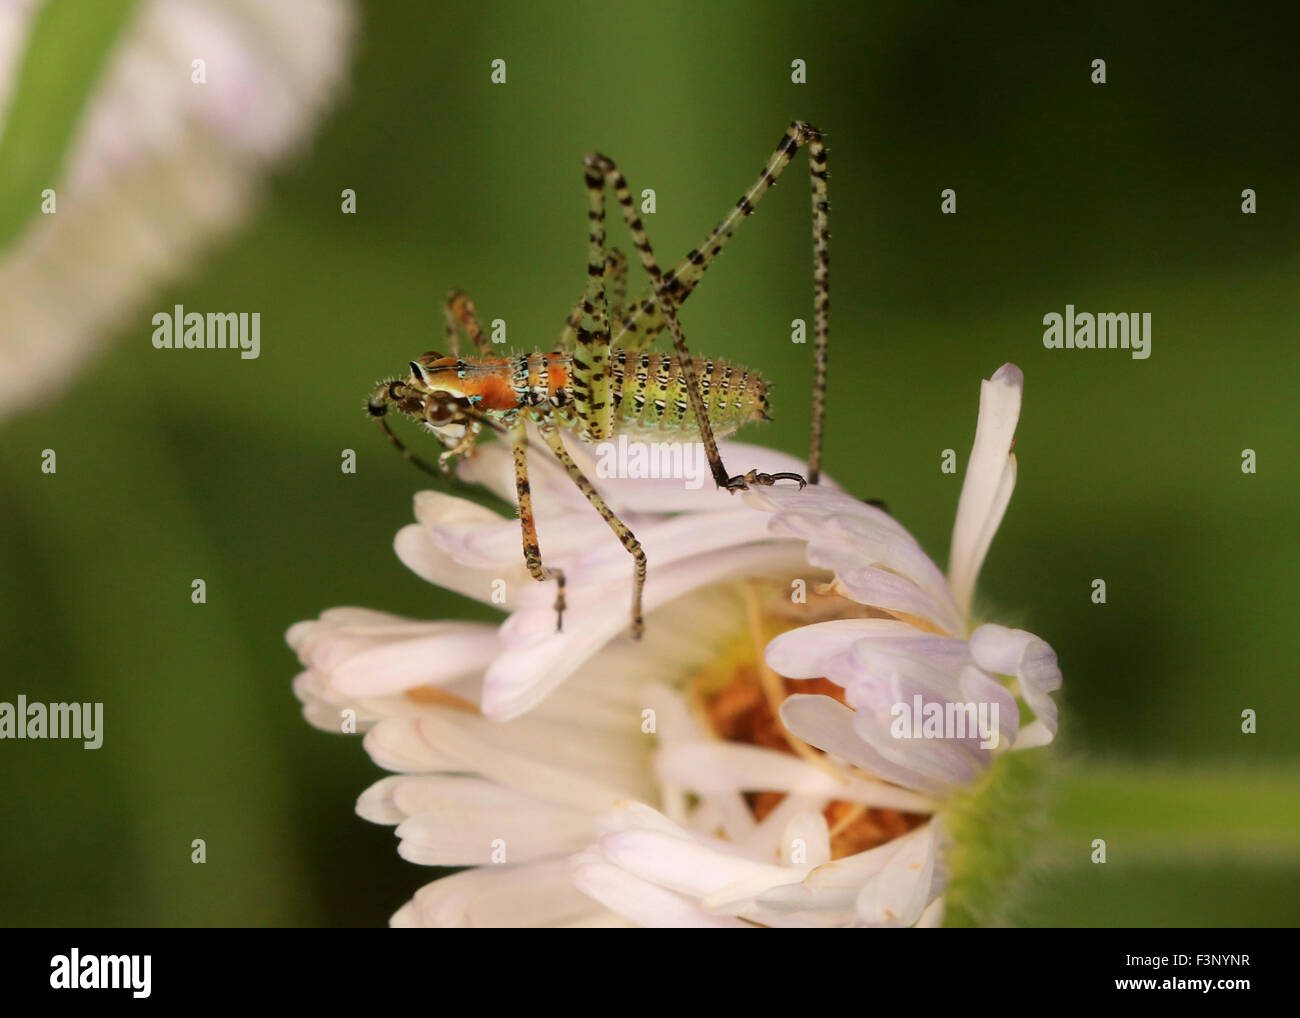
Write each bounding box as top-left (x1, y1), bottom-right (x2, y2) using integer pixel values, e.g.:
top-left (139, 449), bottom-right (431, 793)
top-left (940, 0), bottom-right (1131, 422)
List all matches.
top-left (609, 351), bottom-right (770, 439)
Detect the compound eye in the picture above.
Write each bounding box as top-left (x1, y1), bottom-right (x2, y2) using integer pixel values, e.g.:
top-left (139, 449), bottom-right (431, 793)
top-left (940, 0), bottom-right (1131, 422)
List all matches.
top-left (427, 399), bottom-right (456, 424)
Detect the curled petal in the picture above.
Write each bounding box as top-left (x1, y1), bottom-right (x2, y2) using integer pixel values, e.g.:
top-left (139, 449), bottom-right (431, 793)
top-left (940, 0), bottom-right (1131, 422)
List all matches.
top-left (779, 694), bottom-right (951, 796)
top-left (855, 822), bottom-right (941, 927)
top-left (752, 486), bottom-right (959, 628)
top-left (948, 363), bottom-right (1023, 619)
top-left (969, 623), bottom-right (1061, 742)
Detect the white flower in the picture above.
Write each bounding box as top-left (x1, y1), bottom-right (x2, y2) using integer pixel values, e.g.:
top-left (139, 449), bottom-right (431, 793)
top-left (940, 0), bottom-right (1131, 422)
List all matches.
top-left (292, 591), bottom-right (940, 927)
top-left (758, 363), bottom-right (1061, 795)
top-left (0, 0), bottom-right (354, 419)
top-left (572, 364), bottom-right (1061, 924)
top-left (289, 365), bottom-right (1060, 927)
top-left (405, 438), bottom-right (813, 721)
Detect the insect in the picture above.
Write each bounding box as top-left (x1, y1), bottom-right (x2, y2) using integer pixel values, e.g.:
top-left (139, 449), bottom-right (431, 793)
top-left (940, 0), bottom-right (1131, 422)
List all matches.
top-left (367, 121), bottom-right (830, 638)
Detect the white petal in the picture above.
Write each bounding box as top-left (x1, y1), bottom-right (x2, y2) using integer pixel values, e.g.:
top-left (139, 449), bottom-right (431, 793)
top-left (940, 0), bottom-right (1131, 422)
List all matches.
top-left (765, 617), bottom-right (928, 680)
top-left (482, 542), bottom-right (807, 720)
top-left (456, 440), bottom-right (582, 515)
top-left (589, 801), bottom-right (808, 910)
top-left (355, 774), bottom-right (412, 825)
top-left (948, 364), bottom-right (1023, 618)
top-left (362, 717), bottom-right (461, 773)
top-left (570, 851), bottom-right (751, 928)
top-left (329, 625), bottom-right (499, 696)
top-left (781, 810), bottom-right (832, 867)
top-left (847, 703), bottom-right (986, 789)
top-left (769, 619), bottom-right (992, 787)
top-left (358, 774), bottom-right (594, 866)
top-left (406, 711), bottom-right (650, 810)
top-left (779, 694), bottom-right (951, 796)
top-left (596, 828), bottom-right (802, 905)
top-left (1012, 720), bottom-right (1055, 749)
top-left (753, 486), bottom-right (959, 627)
top-left (288, 611), bottom-right (451, 671)
top-left (395, 804), bottom-right (591, 866)
top-left (757, 827), bottom-right (918, 914)
top-left (656, 742), bottom-right (936, 813)
top-left (392, 860), bottom-right (605, 928)
top-left (834, 646), bottom-right (1009, 783)
top-left (836, 565), bottom-right (965, 637)
top-left (394, 520), bottom-right (523, 608)
top-left (574, 439), bottom-right (822, 514)
top-left (463, 436), bottom-right (821, 517)
top-left (969, 623), bottom-right (1061, 741)
top-left (914, 895), bottom-right (946, 928)
top-left (855, 822), bottom-right (940, 927)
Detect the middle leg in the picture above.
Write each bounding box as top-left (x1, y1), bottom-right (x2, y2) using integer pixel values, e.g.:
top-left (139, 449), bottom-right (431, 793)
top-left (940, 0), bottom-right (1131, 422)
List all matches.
top-left (540, 426), bottom-right (646, 639)
top-left (510, 422), bottom-right (566, 632)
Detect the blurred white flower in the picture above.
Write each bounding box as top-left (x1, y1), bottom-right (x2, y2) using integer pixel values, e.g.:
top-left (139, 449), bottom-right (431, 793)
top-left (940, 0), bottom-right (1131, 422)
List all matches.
top-left (0, 0), bottom-right (353, 418)
top-left (289, 365), bottom-right (1061, 927)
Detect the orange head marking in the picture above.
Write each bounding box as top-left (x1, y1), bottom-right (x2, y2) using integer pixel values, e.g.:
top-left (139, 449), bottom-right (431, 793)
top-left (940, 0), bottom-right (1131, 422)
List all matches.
top-left (399, 352), bottom-right (487, 452)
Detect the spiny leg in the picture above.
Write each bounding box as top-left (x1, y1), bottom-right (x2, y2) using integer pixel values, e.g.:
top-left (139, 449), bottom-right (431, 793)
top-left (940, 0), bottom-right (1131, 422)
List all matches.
top-left (804, 130), bottom-right (830, 485)
top-left (540, 426), bottom-right (646, 639)
top-left (566, 165), bottom-right (623, 444)
top-left (510, 423), bottom-right (566, 631)
top-left (557, 250), bottom-right (628, 352)
top-left (607, 248), bottom-right (630, 321)
top-left (442, 289), bottom-right (492, 357)
top-left (583, 151), bottom-right (804, 493)
top-left (442, 296), bottom-right (460, 357)
top-left (608, 122), bottom-right (831, 484)
top-left (612, 121), bottom-right (827, 350)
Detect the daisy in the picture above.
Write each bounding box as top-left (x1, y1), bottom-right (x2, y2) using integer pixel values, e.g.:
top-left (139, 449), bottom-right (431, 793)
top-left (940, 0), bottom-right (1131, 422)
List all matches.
top-left (289, 364), bottom-right (1060, 926)
top-left (0, 0), bottom-right (353, 419)
top-left (576, 364), bottom-right (1062, 925)
top-left (291, 589), bottom-right (940, 928)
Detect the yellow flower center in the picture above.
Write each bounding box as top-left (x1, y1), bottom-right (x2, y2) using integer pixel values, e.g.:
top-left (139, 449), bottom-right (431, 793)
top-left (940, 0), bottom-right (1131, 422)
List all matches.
top-left (687, 579), bottom-right (928, 860)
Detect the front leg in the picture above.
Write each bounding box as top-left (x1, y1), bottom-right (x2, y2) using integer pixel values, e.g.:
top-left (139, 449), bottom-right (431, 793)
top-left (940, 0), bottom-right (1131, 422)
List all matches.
top-left (510, 423), bottom-right (566, 632)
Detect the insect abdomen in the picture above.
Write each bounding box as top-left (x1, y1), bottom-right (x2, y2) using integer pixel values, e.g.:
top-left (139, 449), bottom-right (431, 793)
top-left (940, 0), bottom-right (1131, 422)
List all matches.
top-left (607, 351), bottom-right (769, 439)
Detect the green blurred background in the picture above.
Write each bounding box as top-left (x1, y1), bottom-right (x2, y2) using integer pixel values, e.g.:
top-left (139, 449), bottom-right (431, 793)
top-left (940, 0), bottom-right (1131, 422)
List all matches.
top-left (2, 0), bottom-right (1297, 926)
